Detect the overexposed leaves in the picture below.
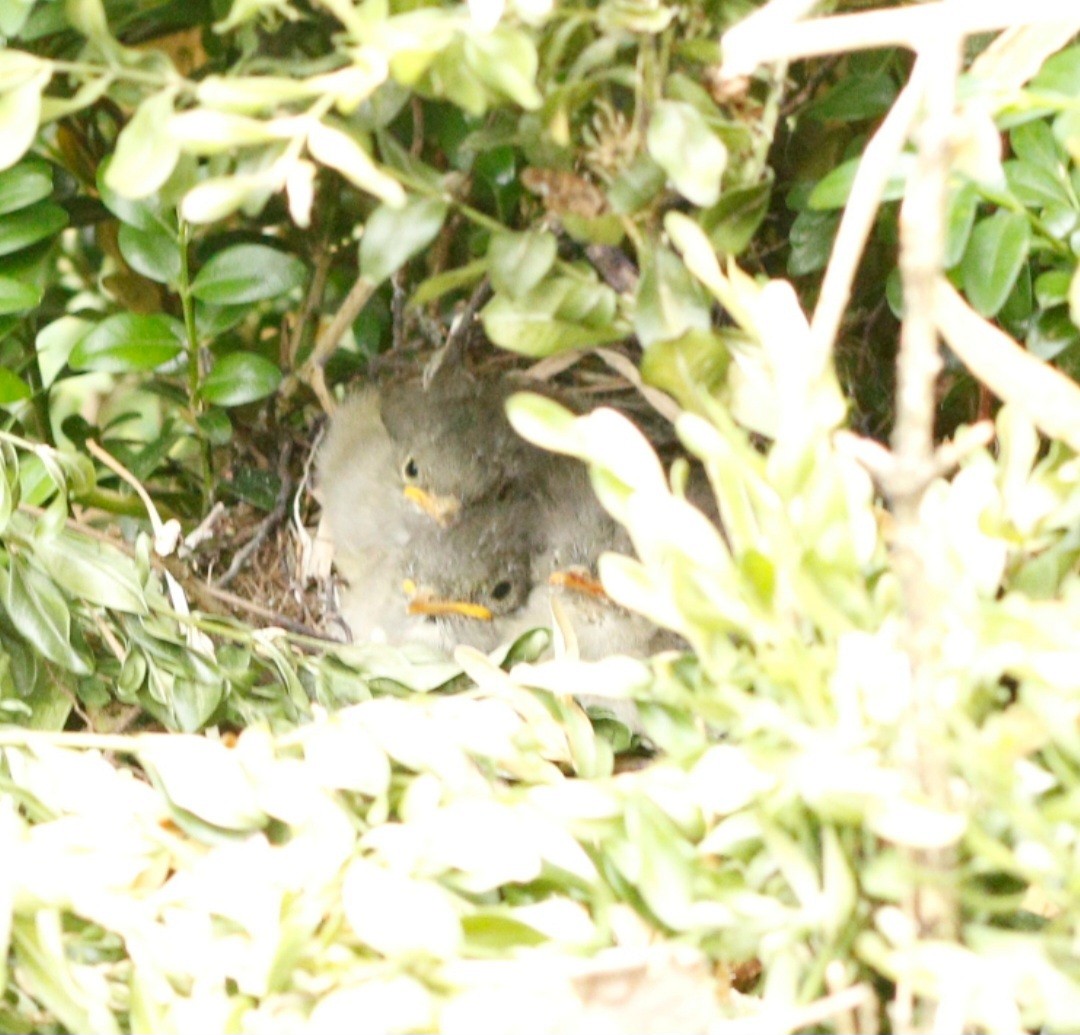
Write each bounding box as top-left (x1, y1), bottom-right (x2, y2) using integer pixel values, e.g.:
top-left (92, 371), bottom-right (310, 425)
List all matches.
top-left (106, 91), bottom-right (181, 199)
top-left (342, 857), bottom-right (462, 957)
top-left (307, 121), bottom-right (405, 206)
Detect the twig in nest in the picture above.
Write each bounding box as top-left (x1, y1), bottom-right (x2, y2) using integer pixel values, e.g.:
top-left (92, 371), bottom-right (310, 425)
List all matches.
top-left (214, 440), bottom-right (295, 590)
top-left (442, 276), bottom-right (493, 365)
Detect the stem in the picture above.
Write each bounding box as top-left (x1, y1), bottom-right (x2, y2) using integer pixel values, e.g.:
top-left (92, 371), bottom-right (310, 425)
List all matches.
top-left (888, 32), bottom-right (963, 1034)
top-left (176, 219), bottom-right (213, 511)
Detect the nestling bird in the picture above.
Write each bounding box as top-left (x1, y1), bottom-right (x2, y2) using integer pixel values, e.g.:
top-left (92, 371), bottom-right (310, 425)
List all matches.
top-left (401, 496), bottom-right (546, 652)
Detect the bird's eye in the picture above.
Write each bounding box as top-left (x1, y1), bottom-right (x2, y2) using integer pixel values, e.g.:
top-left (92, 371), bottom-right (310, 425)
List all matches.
top-left (491, 580), bottom-right (513, 602)
top-left (402, 457), bottom-right (420, 481)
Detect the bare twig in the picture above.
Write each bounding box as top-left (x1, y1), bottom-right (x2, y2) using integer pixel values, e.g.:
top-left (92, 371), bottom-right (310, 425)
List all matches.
top-left (809, 78), bottom-right (920, 358)
top-left (296, 273), bottom-right (377, 413)
top-left (720, 0), bottom-right (1078, 76)
top-left (886, 28), bottom-right (964, 1033)
top-left (442, 276), bottom-right (493, 365)
top-left (86, 439), bottom-right (181, 556)
top-left (214, 441), bottom-right (295, 589)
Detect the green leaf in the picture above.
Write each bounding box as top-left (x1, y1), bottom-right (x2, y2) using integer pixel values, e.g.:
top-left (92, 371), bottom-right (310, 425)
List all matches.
top-left (118, 222), bottom-right (181, 285)
top-left (0, 200), bottom-right (67, 257)
top-left (647, 101), bottom-right (726, 207)
top-left (1010, 119), bottom-right (1064, 171)
top-left (191, 243), bottom-right (305, 304)
top-left (69, 313), bottom-right (185, 372)
top-left (944, 183), bottom-right (979, 269)
top-left (0, 556), bottom-right (90, 674)
top-left (410, 257), bottom-right (487, 306)
top-left (1035, 269), bottom-right (1071, 308)
top-left (198, 351), bottom-right (282, 406)
top-left (33, 533), bottom-right (147, 614)
top-left (641, 328), bottom-right (730, 407)
top-left (0, 367), bottom-right (30, 402)
top-left (104, 91), bottom-right (180, 199)
top-left (482, 277), bottom-right (623, 356)
top-left (809, 154), bottom-right (911, 210)
top-left (0, 275), bottom-right (39, 313)
top-left (1004, 160), bottom-right (1071, 210)
top-left (0, 158), bottom-right (52, 216)
top-left (486, 229), bottom-right (557, 300)
top-left (1030, 44), bottom-right (1080, 97)
top-left (634, 245), bottom-right (711, 348)
top-left (700, 176), bottom-right (772, 256)
top-left (960, 211), bottom-right (1031, 317)
top-left (1071, 265), bottom-right (1080, 330)
top-left (358, 196), bottom-right (448, 286)
top-left (788, 209), bottom-right (839, 276)
top-left (463, 26), bottom-right (542, 110)
top-left (807, 73), bottom-right (898, 122)
top-left (608, 154), bottom-right (666, 216)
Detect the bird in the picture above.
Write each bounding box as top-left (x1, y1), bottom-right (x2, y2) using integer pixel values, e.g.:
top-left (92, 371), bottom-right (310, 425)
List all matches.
top-left (400, 495), bottom-right (547, 652)
top-left (377, 366), bottom-right (546, 518)
top-left (317, 365), bottom-right (703, 661)
top-left (316, 386), bottom-right (442, 645)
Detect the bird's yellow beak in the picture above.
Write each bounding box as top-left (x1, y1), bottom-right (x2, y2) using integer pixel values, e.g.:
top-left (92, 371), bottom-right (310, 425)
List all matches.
top-left (549, 567), bottom-right (608, 599)
top-left (402, 579), bottom-right (492, 621)
top-left (403, 485), bottom-right (461, 526)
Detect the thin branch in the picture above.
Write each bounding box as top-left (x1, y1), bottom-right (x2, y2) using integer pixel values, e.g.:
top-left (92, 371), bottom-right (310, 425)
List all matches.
top-left (720, 0), bottom-right (1079, 75)
top-left (214, 441), bottom-right (295, 589)
top-left (809, 78), bottom-right (920, 358)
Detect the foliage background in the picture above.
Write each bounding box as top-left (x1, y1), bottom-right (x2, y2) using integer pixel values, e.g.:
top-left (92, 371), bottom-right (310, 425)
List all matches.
top-left (0, 0), bottom-right (1080, 1031)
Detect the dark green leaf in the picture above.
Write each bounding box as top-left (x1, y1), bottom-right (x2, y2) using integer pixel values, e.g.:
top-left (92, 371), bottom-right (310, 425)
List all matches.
top-left (788, 209), bottom-right (839, 276)
top-left (487, 229), bottom-right (557, 300)
top-left (960, 211), bottom-right (1031, 317)
top-left (700, 177), bottom-right (773, 256)
top-left (358, 196), bottom-right (449, 286)
top-left (1027, 307), bottom-right (1078, 361)
top-left (0, 200), bottom-right (67, 257)
top-left (194, 301), bottom-right (249, 338)
top-left (809, 154), bottom-right (910, 210)
top-left (191, 244), bottom-right (305, 304)
top-left (118, 222), bottom-right (181, 285)
top-left (807, 73), bottom-right (898, 122)
top-left (0, 158), bottom-right (52, 216)
top-left (69, 313), bottom-right (185, 372)
top-left (198, 351), bottom-right (282, 406)
top-left (0, 275), bottom-right (39, 313)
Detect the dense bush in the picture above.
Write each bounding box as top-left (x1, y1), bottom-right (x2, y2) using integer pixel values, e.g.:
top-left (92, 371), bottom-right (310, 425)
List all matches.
top-left (0, 0), bottom-right (1079, 1030)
